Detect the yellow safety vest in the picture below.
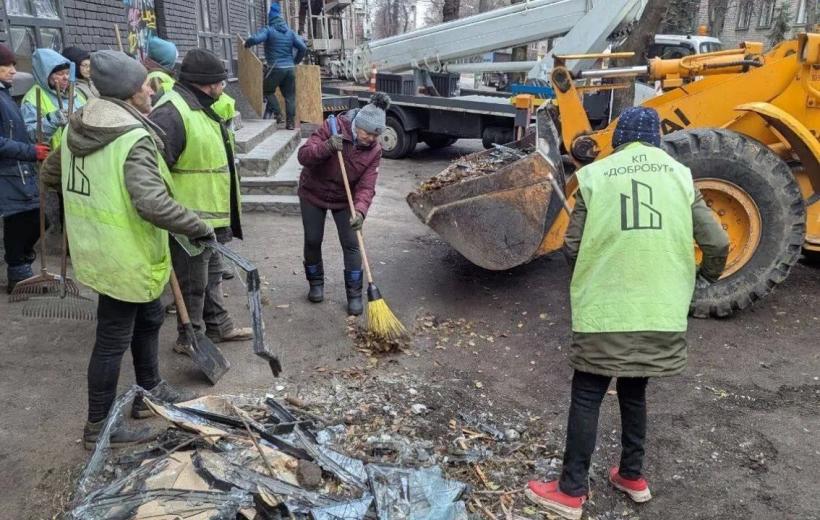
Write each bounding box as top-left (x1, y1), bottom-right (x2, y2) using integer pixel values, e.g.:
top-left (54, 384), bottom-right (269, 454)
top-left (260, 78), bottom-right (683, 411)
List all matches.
top-left (147, 69), bottom-right (175, 98)
top-left (22, 86), bottom-right (86, 148)
top-left (155, 89), bottom-right (237, 228)
top-left (61, 126), bottom-right (173, 302)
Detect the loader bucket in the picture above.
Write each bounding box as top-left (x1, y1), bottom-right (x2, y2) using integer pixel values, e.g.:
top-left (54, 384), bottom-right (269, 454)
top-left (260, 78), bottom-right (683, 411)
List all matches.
top-left (407, 110), bottom-right (567, 270)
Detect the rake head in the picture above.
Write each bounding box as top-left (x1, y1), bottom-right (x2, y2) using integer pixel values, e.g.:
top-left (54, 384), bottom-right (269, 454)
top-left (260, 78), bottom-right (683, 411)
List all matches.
top-left (21, 293), bottom-right (97, 321)
top-left (9, 275), bottom-right (80, 302)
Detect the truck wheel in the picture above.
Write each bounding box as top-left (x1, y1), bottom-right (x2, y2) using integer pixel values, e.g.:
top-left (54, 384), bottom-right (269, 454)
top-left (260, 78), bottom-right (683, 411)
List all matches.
top-left (662, 128), bottom-right (806, 318)
top-left (380, 116), bottom-right (416, 159)
top-left (422, 134), bottom-right (457, 149)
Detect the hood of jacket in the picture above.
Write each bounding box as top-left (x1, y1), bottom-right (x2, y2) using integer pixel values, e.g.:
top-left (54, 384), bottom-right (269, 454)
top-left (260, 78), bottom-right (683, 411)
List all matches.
top-left (32, 49), bottom-right (72, 92)
top-left (66, 97), bottom-right (164, 158)
top-left (269, 14), bottom-right (289, 32)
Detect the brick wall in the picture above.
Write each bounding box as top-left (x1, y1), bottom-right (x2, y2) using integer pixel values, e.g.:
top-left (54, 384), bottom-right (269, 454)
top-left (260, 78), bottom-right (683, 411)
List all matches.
top-left (156, 0), bottom-right (199, 54)
top-left (62, 0), bottom-right (129, 50)
top-left (697, 0), bottom-right (804, 50)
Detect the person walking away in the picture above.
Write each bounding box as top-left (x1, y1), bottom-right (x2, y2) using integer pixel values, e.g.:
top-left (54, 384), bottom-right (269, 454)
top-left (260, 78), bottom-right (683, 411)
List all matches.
top-left (22, 49), bottom-right (85, 149)
top-left (145, 36), bottom-right (178, 100)
top-left (244, 1), bottom-right (306, 129)
top-left (39, 51), bottom-right (213, 448)
top-left (62, 47), bottom-right (98, 100)
top-left (525, 107), bottom-right (730, 520)
top-left (149, 49), bottom-right (252, 353)
top-left (296, 93), bottom-right (390, 315)
top-left (0, 44), bottom-right (50, 292)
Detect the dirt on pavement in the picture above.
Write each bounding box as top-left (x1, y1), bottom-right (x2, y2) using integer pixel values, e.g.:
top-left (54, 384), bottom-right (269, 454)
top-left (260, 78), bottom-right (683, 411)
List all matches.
top-left (1, 140), bottom-right (818, 520)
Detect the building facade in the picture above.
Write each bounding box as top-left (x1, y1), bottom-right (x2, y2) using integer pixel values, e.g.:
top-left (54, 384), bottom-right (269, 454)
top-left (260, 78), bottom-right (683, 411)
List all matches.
top-left (0, 0), bottom-right (269, 76)
top-left (695, 0), bottom-right (811, 49)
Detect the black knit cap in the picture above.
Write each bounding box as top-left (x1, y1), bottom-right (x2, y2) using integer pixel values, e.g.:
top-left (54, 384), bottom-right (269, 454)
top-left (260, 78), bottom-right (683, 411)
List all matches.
top-left (0, 44), bottom-right (15, 66)
top-left (178, 49), bottom-right (227, 85)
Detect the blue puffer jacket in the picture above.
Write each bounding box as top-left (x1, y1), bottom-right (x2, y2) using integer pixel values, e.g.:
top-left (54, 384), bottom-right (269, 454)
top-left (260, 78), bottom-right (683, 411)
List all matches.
top-left (246, 12), bottom-right (307, 68)
top-left (0, 82), bottom-right (38, 217)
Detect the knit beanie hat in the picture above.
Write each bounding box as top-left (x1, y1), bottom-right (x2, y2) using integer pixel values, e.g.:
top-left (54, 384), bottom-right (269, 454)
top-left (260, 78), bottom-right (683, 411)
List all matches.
top-left (0, 44), bottom-right (15, 66)
top-left (353, 92), bottom-right (391, 135)
top-left (147, 36), bottom-right (178, 70)
top-left (269, 1), bottom-right (282, 18)
top-left (91, 50), bottom-right (147, 100)
top-left (612, 106), bottom-right (661, 148)
top-left (178, 49), bottom-right (227, 85)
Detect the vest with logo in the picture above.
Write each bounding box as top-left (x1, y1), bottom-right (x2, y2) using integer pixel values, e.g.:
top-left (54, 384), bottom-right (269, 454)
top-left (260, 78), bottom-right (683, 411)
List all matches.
top-left (571, 142), bottom-right (696, 333)
top-left (155, 89), bottom-right (235, 228)
top-left (61, 126), bottom-right (173, 302)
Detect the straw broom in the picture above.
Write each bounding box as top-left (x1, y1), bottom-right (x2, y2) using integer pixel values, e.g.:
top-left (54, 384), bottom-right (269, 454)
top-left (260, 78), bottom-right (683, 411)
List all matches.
top-left (327, 115), bottom-right (406, 340)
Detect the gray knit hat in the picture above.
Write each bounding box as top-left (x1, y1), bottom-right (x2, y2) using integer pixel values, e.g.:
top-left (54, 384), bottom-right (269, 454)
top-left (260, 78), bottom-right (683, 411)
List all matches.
top-left (91, 50), bottom-right (147, 100)
top-left (353, 92), bottom-right (391, 135)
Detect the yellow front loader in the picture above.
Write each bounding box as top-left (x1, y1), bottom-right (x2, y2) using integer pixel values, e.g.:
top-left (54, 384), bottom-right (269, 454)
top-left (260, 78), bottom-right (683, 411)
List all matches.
top-left (408, 35), bottom-right (820, 317)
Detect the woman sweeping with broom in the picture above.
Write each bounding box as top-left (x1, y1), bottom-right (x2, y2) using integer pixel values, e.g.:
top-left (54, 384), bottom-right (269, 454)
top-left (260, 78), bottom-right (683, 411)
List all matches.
top-left (296, 93), bottom-right (401, 334)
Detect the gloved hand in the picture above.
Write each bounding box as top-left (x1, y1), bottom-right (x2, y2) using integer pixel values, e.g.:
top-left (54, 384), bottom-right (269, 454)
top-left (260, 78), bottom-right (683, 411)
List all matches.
top-left (349, 211), bottom-right (364, 231)
top-left (191, 228), bottom-right (217, 248)
top-left (243, 40), bottom-right (253, 48)
top-left (695, 274), bottom-right (712, 290)
top-left (326, 134), bottom-right (344, 153)
top-left (34, 143), bottom-right (51, 161)
top-left (46, 110), bottom-right (68, 128)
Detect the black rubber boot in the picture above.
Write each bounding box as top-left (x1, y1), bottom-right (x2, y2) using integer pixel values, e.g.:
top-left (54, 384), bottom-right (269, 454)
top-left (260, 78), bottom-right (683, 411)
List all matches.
top-left (305, 261), bottom-right (324, 303)
top-left (131, 381), bottom-right (199, 419)
top-left (344, 270), bottom-right (363, 316)
top-left (83, 418), bottom-right (158, 450)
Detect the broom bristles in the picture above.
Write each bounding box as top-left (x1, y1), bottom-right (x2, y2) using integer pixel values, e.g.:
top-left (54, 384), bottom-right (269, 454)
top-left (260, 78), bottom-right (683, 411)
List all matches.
top-left (366, 298), bottom-right (407, 340)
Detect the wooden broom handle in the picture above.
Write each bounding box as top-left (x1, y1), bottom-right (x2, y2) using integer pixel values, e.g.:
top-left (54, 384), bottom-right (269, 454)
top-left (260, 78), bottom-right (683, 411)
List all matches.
top-left (169, 270), bottom-right (192, 325)
top-left (335, 150), bottom-right (374, 285)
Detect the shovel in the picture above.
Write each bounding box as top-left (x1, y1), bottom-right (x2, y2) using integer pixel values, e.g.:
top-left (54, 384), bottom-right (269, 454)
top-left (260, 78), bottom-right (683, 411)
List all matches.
top-left (169, 269), bottom-right (230, 385)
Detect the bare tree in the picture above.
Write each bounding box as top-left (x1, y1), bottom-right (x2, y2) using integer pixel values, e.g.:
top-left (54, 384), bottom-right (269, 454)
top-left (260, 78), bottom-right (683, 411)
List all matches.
top-left (707, 0), bottom-right (731, 37)
top-left (442, 0), bottom-right (461, 22)
top-left (768, 1), bottom-right (792, 46)
top-left (662, 0), bottom-right (701, 34)
top-left (807, 0), bottom-right (817, 30)
top-left (372, 0), bottom-right (415, 38)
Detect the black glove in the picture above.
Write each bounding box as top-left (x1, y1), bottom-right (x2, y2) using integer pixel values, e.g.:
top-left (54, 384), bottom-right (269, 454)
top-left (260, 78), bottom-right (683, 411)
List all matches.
top-left (349, 211), bottom-right (364, 231)
top-left (46, 110), bottom-right (68, 128)
top-left (191, 228), bottom-right (216, 247)
top-left (326, 134), bottom-right (344, 153)
top-left (243, 40), bottom-right (253, 48)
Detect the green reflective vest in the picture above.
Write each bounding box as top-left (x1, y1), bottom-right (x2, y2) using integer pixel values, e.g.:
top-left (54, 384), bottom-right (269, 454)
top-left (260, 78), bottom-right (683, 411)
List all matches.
top-left (22, 86), bottom-right (86, 148)
top-left (211, 93), bottom-right (237, 150)
top-left (155, 89), bottom-right (236, 228)
top-left (570, 142), bottom-right (696, 333)
top-left (61, 127), bottom-right (173, 303)
top-left (147, 69), bottom-right (176, 98)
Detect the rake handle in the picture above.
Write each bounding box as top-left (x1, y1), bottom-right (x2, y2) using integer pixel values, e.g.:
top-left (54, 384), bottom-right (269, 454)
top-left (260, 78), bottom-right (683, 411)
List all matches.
top-left (35, 89), bottom-right (47, 274)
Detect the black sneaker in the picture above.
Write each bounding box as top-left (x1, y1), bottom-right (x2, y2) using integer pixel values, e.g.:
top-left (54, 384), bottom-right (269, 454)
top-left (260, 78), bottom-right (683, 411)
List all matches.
top-left (83, 419), bottom-right (158, 450)
top-left (131, 381), bottom-right (199, 419)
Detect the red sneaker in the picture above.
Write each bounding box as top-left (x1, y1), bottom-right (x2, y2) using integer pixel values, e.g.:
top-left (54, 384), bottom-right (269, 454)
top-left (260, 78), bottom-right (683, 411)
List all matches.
top-left (525, 480), bottom-right (585, 520)
top-left (609, 467), bottom-right (652, 503)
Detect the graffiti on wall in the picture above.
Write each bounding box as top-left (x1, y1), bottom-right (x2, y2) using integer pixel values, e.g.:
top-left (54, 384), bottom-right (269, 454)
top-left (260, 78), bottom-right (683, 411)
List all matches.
top-left (123, 0), bottom-right (157, 60)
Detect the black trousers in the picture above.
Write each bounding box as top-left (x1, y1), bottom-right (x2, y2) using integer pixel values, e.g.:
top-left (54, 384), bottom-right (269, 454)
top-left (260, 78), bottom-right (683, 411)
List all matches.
top-left (263, 67), bottom-right (296, 124)
top-left (87, 294), bottom-right (163, 423)
top-left (3, 208), bottom-right (39, 267)
top-left (559, 370), bottom-right (649, 497)
top-left (300, 197), bottom-right (361, 271)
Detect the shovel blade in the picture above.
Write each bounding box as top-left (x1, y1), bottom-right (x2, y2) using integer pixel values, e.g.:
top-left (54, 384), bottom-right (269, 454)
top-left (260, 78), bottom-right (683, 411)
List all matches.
top-left (185, 325), bottom-right (230, 385)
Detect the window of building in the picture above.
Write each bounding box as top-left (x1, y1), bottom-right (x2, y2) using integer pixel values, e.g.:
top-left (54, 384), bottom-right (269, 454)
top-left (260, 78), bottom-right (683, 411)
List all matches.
top-left (197, 0), bottom-right (233, 75)
top-left (736, 0), bottom-right (754, 30)
top-left (248, 0), bottom-right (262, 32)
top-left (797, 0), bottom-right (808, 24)
top-left (758, 0), bottom-right (776, 28)
top-left (1, 0), bottom-right (65, 72)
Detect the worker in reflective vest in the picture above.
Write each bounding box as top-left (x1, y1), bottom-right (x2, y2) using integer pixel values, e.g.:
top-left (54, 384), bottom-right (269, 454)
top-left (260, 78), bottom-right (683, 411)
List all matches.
top-left (150, 48), bottom-right (252, 354)
top-left (526, 107), bottom-right (729, 520)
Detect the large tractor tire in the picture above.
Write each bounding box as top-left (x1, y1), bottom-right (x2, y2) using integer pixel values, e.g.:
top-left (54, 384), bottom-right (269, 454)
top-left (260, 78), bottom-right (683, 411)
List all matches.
top-left (662, 129), bottom-right (806, 318)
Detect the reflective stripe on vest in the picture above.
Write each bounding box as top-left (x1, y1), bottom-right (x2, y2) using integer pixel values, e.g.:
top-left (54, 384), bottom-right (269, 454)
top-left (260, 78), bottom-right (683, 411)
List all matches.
top-left (61, 126), bottom-right (173, 303)
top-left (147, 70), bottom-right (175, 97)
top-left (155, 89), bottom-right (233, 227)
top-left (570, 142), bottom-right (696, 333)
top-left (22, 86), bottom-right (63, 149)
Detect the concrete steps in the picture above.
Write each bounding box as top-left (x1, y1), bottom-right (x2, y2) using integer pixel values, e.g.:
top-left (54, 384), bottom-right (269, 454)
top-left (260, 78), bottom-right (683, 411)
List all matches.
top-left (234, 119), bottom-right (277, 154)
top-left (240, 138), bottom-right (305, 215)
top-left (237, 129), bottom-right (301, 177)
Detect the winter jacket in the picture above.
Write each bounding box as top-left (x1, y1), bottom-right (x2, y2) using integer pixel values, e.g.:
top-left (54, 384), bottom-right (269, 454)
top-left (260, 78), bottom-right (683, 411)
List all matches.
top-left (21, 49), bottom-right (85, 144)
top-left (149, 82), bottom-right (243, 241)
top-left (0, 82), bottom-right (38, 217)
top-left (562, 151), bottom-right (729, 378)
top-left (297, 110), bottom-right (381, 216)
top-left (246, 13), bottom-right (307, 68)
top-left (40, 97), bottom-right (209, 240)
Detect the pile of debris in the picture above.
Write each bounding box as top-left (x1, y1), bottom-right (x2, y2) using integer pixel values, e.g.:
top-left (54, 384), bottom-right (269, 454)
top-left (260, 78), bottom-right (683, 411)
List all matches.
top-left (70, 386), bottom-right (470, 519)
top-left (417, 145), bottom-right (534, 193)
